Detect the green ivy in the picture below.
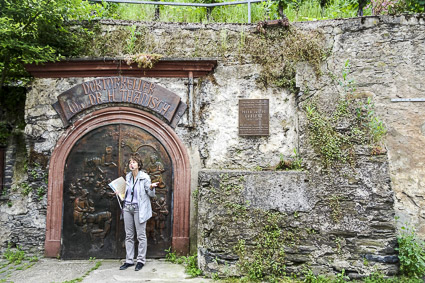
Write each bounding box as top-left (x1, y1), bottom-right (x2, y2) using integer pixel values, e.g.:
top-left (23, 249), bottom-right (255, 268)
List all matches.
top-left (234, 212), bottom-right (286, 282)
top-left (303, 60), bottom-right (387, 167)
top-left (304, 100), bottom-right (350, 167)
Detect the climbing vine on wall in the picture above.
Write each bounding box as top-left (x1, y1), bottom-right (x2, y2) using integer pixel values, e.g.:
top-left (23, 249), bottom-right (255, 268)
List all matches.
top-left (303, 60), bottom-right (387, 167)
top-left (234, 212), bottom-right (287, 282)
top-left (245, 26), bottom-right (327, 92)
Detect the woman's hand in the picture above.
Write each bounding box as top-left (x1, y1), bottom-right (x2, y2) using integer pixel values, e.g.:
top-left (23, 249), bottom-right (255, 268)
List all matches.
top-left (150, 182), bottom-right (159, 190)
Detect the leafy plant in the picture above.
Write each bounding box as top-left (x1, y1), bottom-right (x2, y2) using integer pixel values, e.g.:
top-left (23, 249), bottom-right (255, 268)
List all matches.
top-left (356, 97), bottom-right (386, 144)
top-left (396, 225), bottom-right (425, 278)
top-left (183, 254), bottom-right (203, 277)
top-left (234, 212), bottom-right (286, 281)
top-left (276, 148), bottom-right (303, 170)
top-left (125, 25), bottom-right (140, 54)
top-left (339, 59), bottom-right (356, 95)
top-left (165, 247), bottom-right (184, 264)
top-left (165, 248), bottom-right (203, 277)
top-left (3, 243), bottom-right (25, 264)
top-left (304, 101), bottom-right (349, 167)
top-left (0, 0), bottom-right (109, 89)
top-left (304, 60), bottom-right (386, 167)
top-left (37, 186), bottom-right (45, 201)
top-left (21, 182), bottom-right (32, 196)
top-left (334, 269), bottom-right (349, 282)
top-left (303, 268), bottom-right (329, 282)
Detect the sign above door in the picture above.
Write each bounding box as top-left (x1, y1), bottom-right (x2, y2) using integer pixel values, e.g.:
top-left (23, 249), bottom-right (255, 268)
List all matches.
top-left (53, 77), bottom-right (186, 128)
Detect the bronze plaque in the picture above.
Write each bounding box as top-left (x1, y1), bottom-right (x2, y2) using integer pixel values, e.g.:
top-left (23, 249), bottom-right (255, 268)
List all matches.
top-left (239, 99), bottom-right (269, 136)
top-left (62, 124), bottom-right (172, 259)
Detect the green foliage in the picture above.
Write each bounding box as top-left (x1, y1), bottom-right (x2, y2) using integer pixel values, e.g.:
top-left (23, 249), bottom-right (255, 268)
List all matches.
top-left (396, 225), bottom-right (425, 278)
top-left (276, 148), bottom-right (303, 170)
top-left (192, 187), bottom-right (200, 209)
top-left (21, 182), bottom-right (32, 196)
top-left (108, 0), bottom-right (370, 23)
top-left (339, 59), bottom-right (356, 94)
top-left (125, 25), bottom-right (140, 54)
top-left (304, 100), bottom-right (349, 167)
top-left (183, 254), bottom-right (203, 277)
top-left (304, 60), bottom-right (386, 167)
top-left (363, 272), bottom-right (424, 282)
top-left (0, 0), bottom-right (114, 88)
top-left (36, 186), bottom-right (45, 200)
top-left (400, 0), bottom-right (425, 12)
top-left (234, 212), bottom-right (286, 281)
top-left (333, 269), bottom-right (349, 282)
top-left (165, 247), bottom-right (184, 264)
top-left (250, 27), bottom-right (326, 92)
top-left (303, 269), bottom-right (329, 282)
top-left (165, 248), bottom-right (203, 277)
top-left (224, 201), bottom-right (249, 216)
top-left (0, 87), bottom-right (26, 146)
top-left (355, 97), bottom-right (386, 144)
top-left (3, 244), bottom-right (25, 264)
top-left (30, 164), bottom-right (40, 179)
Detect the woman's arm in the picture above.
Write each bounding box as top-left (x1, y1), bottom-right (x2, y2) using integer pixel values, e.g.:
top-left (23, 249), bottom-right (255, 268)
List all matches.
top-left (144, 176), bottom-right (156, 198)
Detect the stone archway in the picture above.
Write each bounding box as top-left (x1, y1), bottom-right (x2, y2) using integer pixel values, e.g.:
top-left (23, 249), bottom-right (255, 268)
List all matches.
top-left (44, 107), bottom-right (190, 257)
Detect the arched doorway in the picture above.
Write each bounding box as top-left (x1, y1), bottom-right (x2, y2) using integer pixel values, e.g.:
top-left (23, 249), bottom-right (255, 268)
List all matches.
top-left (62, 124), bottom-right (173, 259)
top-left (44, 107), bottom-right (190, 258)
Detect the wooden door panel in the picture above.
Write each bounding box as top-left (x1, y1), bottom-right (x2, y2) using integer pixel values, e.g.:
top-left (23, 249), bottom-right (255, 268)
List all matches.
top-left (62, 124), bottom-right (172, 259)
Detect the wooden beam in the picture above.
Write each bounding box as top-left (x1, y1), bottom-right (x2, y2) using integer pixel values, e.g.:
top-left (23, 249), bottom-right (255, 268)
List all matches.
top-left (25, 59), bottom-right (217, 78)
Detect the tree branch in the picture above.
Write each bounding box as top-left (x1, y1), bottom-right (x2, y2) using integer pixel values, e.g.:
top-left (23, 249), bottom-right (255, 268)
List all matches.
top-left (21, 0), bottom-right (54, 31)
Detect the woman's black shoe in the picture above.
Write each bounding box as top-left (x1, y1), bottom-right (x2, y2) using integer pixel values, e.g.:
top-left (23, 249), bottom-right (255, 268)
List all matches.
top-left (135, 262), bottom-right (144, 271)
top-left (119, 263), bottom-right (134, 270)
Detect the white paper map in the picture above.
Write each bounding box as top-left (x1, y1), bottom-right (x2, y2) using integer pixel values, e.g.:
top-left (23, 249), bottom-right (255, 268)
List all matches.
top-left (108, 177), bottom-right (126, 201)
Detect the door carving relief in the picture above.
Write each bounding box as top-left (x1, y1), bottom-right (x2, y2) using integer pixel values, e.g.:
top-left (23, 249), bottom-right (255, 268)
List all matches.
top-left (62, 124), bottom-right (172, 259)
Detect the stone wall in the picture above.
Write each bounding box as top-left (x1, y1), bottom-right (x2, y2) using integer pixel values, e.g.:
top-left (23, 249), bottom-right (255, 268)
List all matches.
top-left (197, 144), bottom-right (397, 279)
top-left (294, 15), bottom-right (425, 235)
top-left (0, 15), bottom-right (423, 274)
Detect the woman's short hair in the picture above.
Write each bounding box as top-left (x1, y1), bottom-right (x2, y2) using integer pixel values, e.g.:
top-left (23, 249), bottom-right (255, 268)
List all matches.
top-left (129, 153), bottom-right (143, 170)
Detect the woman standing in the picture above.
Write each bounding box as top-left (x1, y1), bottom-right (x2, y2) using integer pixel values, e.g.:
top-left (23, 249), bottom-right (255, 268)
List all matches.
top-left (119, 153), bottom-right (158, 271)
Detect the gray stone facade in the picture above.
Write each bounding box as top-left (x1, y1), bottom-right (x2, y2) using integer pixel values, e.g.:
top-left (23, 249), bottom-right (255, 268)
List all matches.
top-left (0, 14), bottom-right (424, 277)
top-left (197, 145), bottom-right (397, 279)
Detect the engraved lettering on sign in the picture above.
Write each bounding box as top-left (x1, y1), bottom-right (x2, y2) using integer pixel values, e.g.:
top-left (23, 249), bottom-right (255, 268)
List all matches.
top-left (239, 99), bottom-right (269, 136)
top-left (54, 77), bottom-right (186, 127)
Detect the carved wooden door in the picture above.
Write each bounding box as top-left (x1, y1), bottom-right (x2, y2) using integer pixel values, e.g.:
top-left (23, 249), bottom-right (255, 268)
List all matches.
top-left (62, 124), bottom-right (172, 259)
